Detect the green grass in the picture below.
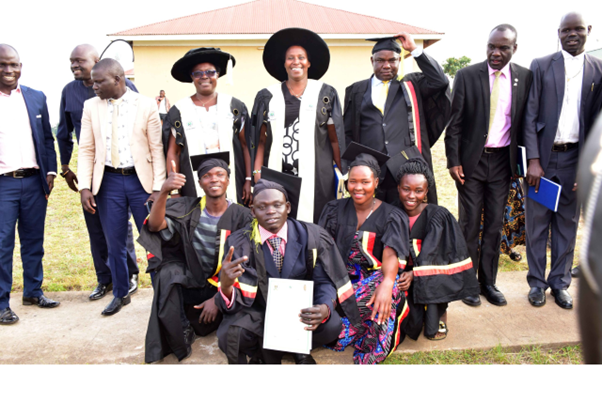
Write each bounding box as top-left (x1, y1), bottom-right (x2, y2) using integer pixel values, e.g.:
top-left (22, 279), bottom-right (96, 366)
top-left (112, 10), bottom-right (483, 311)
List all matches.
top-left (383, 344), bottom-right (583, 364)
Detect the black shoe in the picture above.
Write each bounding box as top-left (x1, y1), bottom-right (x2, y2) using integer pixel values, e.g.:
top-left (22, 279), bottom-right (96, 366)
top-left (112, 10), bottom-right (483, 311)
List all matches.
top-left (462, 294), bottom-right (482, 307)
top-left (101, 295), bottom-right (131, 316)
top-left (184, 324), bottom-right (196, 346)
top-left (551, 289), bottom-right (573, 309)
top-left (0, 307), bottom-right (19, 325)
top-left (509, 251), bottom-right (522, 262)
top-left (528, 287), bottom-right (546, 307)
top-left (481, 284), bottom-right (507, 306)
top-left (293, 353), bottom-right (316, 364)
top-left (22, 294), bottom-right (60, 308)
top-left (89, 282), bottom-right (112, 301)
top-left (128, 274), bottom-right (139, 296)
top-left (571, 266), bottom-right (580, 278)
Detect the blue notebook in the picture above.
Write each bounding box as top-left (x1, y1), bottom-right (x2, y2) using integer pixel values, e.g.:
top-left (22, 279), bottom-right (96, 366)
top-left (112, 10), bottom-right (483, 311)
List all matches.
top-left (517, 146), bottom-right (527, 177)
top-left (527, 177), bottom-right (561, 212)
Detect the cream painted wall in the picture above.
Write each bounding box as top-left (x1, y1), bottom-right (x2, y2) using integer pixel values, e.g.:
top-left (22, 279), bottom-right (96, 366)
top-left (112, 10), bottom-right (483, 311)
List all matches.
top-left (132, 39), bottom-right (424, 111)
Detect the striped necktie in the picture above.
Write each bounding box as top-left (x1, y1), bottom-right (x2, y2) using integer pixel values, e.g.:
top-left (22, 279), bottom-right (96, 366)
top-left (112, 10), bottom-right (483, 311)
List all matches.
top-left (488, 71), bottom-right (502, 133)
top-left (267, 237), bottom-right (283, 273)
top-left (110, 98), bottom-right (123, 168)
top-left (376, 80), bottom-right (390, 114)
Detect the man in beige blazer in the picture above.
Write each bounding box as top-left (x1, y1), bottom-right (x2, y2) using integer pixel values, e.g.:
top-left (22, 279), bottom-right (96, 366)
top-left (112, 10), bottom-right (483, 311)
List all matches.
top-left (78, 58), bottom-right (165, 316)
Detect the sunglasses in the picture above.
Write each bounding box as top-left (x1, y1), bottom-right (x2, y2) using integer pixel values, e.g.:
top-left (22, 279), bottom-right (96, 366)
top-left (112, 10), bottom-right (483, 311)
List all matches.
top-left (191, 70), bottom-right (217, 79)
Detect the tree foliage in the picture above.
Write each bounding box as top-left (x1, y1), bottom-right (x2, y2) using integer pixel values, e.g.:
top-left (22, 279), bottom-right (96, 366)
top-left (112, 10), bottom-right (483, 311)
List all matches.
top-left (442, 56), bottom-right (471, 78)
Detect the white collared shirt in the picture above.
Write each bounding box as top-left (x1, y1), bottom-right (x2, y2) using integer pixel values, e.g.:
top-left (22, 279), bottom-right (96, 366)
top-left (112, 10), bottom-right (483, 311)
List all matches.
top-left (105, 87), bottom-right (136, 168)
top-left (371, 47), bottom-right (424, 109)
top-left (0, 85), bottom-right (40, 175)
top-left (555, 50), bottom-right (585, 144)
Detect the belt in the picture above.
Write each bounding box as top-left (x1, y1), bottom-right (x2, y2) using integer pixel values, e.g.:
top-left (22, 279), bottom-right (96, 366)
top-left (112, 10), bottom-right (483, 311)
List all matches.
top-left (483, 146), bottom-right (509, 154)
top-left (2, 168), bottom-right (38, 178)
top-left (552, 143), bottom-right (578, 152)
top-left (104, 166), bottom-right (137, 175)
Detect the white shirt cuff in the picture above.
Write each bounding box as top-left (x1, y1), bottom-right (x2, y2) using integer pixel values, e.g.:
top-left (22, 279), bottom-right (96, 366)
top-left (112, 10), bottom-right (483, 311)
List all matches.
top-left (411, 48), bottom-right (423, 58)
top-left (47, 172), bottom-right (57, 176)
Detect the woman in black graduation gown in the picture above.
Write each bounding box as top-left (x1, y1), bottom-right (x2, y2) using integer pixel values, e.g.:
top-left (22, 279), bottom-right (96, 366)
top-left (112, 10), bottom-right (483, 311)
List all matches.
top-left (250, 28), bottom-right (346, 223)
top-left (318, 143), bottom-right (410, 364)
top-left (395, 159), bottom-right (479, 340)
top-left (163, 47), bottom-right (252, 205)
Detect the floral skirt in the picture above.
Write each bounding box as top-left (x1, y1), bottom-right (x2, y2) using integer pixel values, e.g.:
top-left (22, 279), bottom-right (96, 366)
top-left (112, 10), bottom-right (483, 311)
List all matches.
top-left (332, 269), bottom-right (408, 365)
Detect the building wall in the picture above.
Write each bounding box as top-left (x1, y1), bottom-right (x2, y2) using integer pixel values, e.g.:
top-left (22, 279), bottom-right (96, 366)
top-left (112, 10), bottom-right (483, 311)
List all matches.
top-left (132, 39), bottom-right (424, 110)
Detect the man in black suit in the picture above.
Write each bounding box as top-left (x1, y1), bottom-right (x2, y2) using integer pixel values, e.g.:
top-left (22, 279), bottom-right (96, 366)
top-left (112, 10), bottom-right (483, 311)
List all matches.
top-left (344, 32), bottom-right (450, 204)
top-left (524, 12), bottom-right (602, 309)
top-left (445, 25), bottom-right (533, 307)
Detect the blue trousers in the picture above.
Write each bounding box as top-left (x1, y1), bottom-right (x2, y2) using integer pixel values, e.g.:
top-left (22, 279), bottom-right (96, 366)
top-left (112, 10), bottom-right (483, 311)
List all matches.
top-left (0, 175), bottom-right (47, 309)
top-left (96, 173), bottom-right (149, 298)
top-left (83, 203), bottom-right (139, 285)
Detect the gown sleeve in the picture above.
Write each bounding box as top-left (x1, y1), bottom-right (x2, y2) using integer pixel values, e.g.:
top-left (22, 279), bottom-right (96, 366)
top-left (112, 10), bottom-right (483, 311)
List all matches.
top-left (412, 206), bottom-right (479, 304)
top-left (317, 199), bottom-right (340, 238)
top-left (381, 206), bottom-right (410, 267)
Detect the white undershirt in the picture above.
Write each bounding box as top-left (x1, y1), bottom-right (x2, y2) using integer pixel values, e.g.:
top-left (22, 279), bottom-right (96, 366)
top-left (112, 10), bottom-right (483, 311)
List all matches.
top-left (555, 50), bottom-right (584, 144)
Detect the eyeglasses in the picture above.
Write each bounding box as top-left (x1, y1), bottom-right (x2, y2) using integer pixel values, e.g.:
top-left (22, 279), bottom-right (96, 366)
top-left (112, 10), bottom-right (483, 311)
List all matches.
top-left (191, 70), bottom-right (217, 79)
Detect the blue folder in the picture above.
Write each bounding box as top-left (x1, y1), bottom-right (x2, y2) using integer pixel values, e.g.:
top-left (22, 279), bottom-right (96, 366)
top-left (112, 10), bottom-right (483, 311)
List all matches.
top-left (527, 177), bottom-right (561, 212)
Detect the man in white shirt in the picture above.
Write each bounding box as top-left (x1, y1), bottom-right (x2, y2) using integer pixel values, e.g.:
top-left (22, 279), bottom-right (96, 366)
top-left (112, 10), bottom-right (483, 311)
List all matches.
top-left (155, 90), bottom-right (170, 123)
top-left (523, 12), bottom-right (602, 309)
top-left (78, 58), bottom-right (166, 316)
top-left (0, 44), bottom-right (60, 325)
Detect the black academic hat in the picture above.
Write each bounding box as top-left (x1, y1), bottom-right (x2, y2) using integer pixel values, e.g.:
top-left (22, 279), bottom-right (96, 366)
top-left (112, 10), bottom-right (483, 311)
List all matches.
top-left (171, 47), bottom-right (235, 83)
top-left (366, 36), bottom-right (402, 55)
top-left (190, 152), bottom-right (231, 179)
top-left (262, 27), bottom-right (330, 82)
top-left (258, 167), bottom-right (302, 220)
top-left (342, 142), bottom-right (390, 166)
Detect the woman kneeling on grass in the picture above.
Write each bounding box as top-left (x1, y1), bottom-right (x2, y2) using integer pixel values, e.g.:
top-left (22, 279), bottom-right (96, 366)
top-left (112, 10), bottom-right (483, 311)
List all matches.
top-left (396, 159), bottom-right (479, 341)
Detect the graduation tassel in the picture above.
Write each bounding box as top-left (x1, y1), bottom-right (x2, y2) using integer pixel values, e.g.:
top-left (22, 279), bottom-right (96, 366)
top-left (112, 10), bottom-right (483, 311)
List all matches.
top-left (397, 47), bottom-right (405, 81)
top-left (226, 55), bottom-right (234, 86)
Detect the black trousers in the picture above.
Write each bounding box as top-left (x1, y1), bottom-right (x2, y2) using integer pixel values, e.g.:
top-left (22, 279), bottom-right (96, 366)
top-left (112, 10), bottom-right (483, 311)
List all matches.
top-left (457, 148), bottom-right (511, 286)
top-left (218, 308), bottom-right (343, 364)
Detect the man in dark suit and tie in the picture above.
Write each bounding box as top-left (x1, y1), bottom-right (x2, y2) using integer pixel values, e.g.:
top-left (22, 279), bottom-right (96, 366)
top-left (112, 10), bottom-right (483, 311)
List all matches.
top-left (523, 12), bottom-right (602, 309)
top-left (445, 25), bottom-right (533, 307)
top-left (0, 44), bottom-right (60, 325)
top-left (344, 32), bottom-right (450, 204)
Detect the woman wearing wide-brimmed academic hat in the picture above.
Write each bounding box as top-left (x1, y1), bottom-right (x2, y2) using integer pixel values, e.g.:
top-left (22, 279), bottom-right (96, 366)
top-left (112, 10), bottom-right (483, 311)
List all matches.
top-left (164, 47), bottom-right (252, 205)
top-left (250, 28), bottom-right (346, 223)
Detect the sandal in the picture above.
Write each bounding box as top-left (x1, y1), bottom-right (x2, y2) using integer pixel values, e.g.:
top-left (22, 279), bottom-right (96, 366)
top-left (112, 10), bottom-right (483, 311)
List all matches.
top-left (426, 321), bottom-right (448, 341)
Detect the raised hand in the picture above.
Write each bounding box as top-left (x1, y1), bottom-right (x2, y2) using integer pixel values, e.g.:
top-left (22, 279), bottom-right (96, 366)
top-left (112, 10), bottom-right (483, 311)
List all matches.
top-left (161, 160), bottom-right (187, 194)
top-left (220, 246), bottom-right (248, 297)
top-left (394, 32), bottom-right (417, 53)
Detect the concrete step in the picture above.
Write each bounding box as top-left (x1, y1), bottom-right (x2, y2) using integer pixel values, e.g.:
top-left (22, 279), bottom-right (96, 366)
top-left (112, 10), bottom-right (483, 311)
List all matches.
top-left (0, 271), bottom-right (579, 364)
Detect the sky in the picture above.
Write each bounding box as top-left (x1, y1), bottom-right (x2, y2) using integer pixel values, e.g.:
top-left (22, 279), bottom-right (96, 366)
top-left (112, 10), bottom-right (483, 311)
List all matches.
top-left (3, 0), bottom-right (601, 125)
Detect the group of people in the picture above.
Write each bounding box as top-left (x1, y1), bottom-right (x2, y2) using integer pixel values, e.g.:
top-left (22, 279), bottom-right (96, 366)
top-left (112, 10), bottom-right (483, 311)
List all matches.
top-left (0, 10), bottom-right (601, 365)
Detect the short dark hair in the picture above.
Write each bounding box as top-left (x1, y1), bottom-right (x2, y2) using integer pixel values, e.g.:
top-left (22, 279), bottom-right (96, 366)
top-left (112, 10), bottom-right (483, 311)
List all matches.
top-left (92, 58), bottom-right (124, 78)
top-left (491, 24), bottom-right (518, 41)
top-left (396, 158), bottom-right (435, 188)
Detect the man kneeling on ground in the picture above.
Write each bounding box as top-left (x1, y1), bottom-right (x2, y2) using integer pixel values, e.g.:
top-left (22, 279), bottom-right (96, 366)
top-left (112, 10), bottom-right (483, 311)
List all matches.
top-left (215, 174), bottom-right (361, 364)
top-left (139, 152), bottom-right (252, 363)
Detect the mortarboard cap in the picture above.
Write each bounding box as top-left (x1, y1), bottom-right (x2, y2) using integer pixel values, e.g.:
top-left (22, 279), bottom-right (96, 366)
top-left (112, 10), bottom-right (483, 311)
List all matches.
top-left (342, 142), bottom-right (390, 180)
top-left (366, 36), bottom-right (402, 55)
top-left (190, 152), bottom-right (231, 180)
top-left (258, 167), bottom-right (302, 220)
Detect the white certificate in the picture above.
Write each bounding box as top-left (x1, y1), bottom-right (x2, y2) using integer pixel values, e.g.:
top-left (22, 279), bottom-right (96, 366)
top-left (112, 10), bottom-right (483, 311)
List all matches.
top-left (263, 278), bottom-right (314, 355)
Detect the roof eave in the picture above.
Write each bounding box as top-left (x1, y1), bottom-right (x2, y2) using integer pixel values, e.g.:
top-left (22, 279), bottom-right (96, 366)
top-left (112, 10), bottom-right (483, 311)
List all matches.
top-left (108, 33), bottom-right (444, 42)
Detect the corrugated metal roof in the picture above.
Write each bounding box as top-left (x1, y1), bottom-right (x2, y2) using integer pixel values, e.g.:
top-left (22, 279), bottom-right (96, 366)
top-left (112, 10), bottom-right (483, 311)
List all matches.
top-left (110, 0), bottom-right (442, 36)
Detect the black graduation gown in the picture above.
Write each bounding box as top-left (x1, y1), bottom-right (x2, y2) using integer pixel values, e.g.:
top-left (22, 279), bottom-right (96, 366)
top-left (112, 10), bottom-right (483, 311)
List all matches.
top-left (404, 204), bottom-right (480, 339)
top-left (249, 83), bottom-right (345, 222)
top-left (318, 198), bottom-right (410, 272)
top-left (138, 197), bottom-right (253, 363)
top-left (214, 219), bottom-right (361, 364)
top-left (162, 98), bottom-right (248, 204)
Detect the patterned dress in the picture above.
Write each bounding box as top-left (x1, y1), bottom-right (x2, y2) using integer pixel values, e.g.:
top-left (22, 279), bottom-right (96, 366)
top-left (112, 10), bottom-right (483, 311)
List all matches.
top-left (318, 198), bottom-right (410, 365)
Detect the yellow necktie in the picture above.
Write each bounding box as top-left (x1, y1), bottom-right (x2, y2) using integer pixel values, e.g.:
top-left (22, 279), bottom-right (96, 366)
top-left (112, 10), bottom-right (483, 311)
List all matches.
top-left (376, 80), bottom-right (390, 114)
top-left (110, 98), bottom-right (122, 168)
top-left (489, 71), bottom-right (502, 133)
